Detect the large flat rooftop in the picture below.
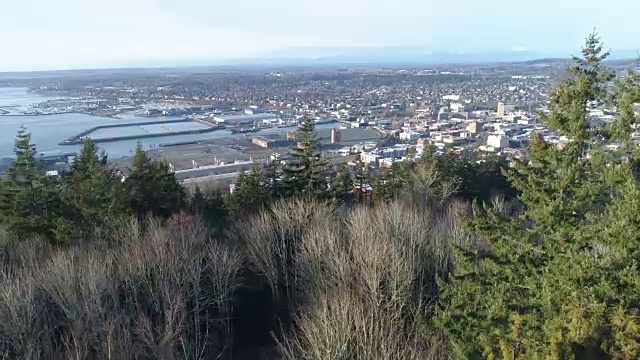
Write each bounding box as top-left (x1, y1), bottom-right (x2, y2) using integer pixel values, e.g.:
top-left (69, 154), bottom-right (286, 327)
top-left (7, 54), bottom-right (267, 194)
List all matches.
top-left (87, 120), bottom-right (211, 140)
top-left (213, 113), bottom-right (279, 124)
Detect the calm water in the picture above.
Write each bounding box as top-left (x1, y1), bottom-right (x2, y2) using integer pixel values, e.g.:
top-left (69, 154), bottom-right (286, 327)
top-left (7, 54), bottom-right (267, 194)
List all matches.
top-left (0, 88), bottom-right (338, 158)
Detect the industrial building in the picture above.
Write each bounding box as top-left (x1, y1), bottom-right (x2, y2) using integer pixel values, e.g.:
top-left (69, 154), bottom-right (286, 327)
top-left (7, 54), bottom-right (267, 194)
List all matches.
top-left (252, 136), bottom-right (275, 149)
top-left (330, 128), bottom-right (341, 143)
top-left (250, 135), bottom-right (296, 149)
top-left (213, 113), bottom-right (280, 125)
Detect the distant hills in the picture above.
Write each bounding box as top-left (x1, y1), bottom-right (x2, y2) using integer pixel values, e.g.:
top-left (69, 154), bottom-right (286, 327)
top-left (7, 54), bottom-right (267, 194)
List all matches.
top-left (1, 47), bottom-right (638, 76)
top-left (250, 46), bottom-right (551, 66)
top-left (241, 46), bottom-right (640, 66)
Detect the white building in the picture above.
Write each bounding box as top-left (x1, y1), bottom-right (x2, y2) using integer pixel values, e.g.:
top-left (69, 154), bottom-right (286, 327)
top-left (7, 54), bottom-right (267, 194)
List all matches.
top-left (450, 102), bottom-right (465, 113)
top-left (361, 152), bottom-right (382, 165)
top-left (487, 134), bottom-right (510, 149)
top-left (399, 131), bottom-right (421, 141)
top-left (214, 113), bottom-right (279, 124)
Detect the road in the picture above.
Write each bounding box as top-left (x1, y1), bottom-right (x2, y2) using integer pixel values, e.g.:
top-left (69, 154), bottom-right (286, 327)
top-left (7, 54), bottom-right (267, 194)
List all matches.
top-left (179, 154), bottom-right (358, 187)
top-left (181, 172), bottom-right (240, 185)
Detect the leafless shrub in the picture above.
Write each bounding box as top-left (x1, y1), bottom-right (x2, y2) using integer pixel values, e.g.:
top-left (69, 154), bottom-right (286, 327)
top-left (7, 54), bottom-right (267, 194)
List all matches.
top-left (238, 198), bottom-right (339, 311)
top-left (237, 199), bottom-right (463, 360)
top-left (279, 286), bottom-right (439, 360)
top-left (0, 213), bottom-right (241, 359)
top-left (0, 197), bottom-right (468, 359)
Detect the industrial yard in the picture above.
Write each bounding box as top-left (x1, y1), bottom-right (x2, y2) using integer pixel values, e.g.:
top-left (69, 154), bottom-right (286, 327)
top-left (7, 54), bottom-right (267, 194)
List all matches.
top-left (144, 127), bottom-right (384, 174)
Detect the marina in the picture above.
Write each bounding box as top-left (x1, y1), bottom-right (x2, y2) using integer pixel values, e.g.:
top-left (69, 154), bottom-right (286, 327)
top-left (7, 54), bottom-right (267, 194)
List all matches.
top-left (60, 119), bottom-right (222, 145)
top-left (0, 88), bottom-right (339, 159)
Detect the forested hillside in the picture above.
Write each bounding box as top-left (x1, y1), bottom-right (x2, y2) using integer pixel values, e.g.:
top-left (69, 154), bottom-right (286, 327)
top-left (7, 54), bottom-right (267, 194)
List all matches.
top-left (0, 35), bottom-right (638, 359)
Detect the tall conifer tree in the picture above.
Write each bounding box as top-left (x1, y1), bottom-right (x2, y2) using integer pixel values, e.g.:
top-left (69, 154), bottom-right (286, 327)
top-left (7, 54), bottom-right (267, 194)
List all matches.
top-left (0, 128), bottom-right (68, 242)
top-left (123, 143), bottom-right (184, 220)
top-left (62, 139), bottom-right (124, 236)
top-left (436, 33), bottom-right (640, 359)
top-left (282, 117), bottom-right (329, 197)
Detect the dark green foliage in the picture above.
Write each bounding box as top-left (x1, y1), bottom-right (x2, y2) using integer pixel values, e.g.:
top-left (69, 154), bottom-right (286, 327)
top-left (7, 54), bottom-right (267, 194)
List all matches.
top-left (0, 128), bottom-right (72, 243)
top-left (0, 33), bottom-right (638, 360)
top-left (436, 33), bottom-right (640, 359)
top-left (201, 189), bottom-right (229, 230)
top-left (330, 164), bottom-right (354, 203)
top-left (189, 185), bottom-right (207, 215)
top-left (370, 145), bottom-right (513, 205)
top-left (371, 168), bottom-right (398, 203)
top-left (282, 117), bottom-right (329, 197)
top-left (354, 161), bottom-right (372, 203)
top-left (123, 143), bottom-right (185, 220)
top-left (0, 135), bottom-right (189, 244)
top-left (187, 186), bottom-right (229, 233)
top-left (264, 156), bottom-right (283, 199)
top-left (545, 32), bottom-right (614, 142)
top-left (61, 139), bottom-right (126, 238)
top-left (225, 164), bottom-right (270, 215)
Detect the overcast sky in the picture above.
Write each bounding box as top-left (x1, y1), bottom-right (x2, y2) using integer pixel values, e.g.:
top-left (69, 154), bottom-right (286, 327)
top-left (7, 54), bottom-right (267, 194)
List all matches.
top-left (1, 0), bottom-right (639, 71)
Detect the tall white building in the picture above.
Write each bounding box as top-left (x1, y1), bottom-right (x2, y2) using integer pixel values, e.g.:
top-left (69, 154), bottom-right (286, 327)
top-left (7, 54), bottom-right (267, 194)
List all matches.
top-left (497, 102), bottom-right (505, 118)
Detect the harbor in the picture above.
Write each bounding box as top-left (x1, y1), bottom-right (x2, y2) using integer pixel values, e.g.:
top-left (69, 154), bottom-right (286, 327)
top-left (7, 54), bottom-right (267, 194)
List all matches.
top-left (58, 118), bottom-right (223, 145)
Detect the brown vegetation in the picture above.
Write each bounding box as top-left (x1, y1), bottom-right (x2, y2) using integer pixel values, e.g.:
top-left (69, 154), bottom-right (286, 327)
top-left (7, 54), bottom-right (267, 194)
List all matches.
top-left (0, 199), bottom-right (466, 359)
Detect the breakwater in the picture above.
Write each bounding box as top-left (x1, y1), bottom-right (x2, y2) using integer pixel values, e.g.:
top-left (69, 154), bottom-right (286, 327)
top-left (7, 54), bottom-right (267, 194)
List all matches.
top-left (59, 118), bottom-right (222, 145)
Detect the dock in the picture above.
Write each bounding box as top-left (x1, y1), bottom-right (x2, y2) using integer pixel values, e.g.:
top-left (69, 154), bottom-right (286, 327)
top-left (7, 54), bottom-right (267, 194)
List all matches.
top-left (58, 118), bottom-right (224, 145)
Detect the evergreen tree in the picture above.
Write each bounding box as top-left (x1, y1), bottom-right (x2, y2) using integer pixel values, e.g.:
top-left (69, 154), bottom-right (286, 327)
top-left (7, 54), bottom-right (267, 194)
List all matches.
top-left (436, 33), bottom-right (640, 359)
top-left (226, 164), bottom-right (269, 215)
top-left (354, 161), bottom-right (371, 203)
top-left (330, 164), bottom-right (354, 202)
top-left (62, 139), bottom-right (125, 237)
top-left (189, 185), bottom-right (207, 215)
top-left (264, 155), bottom-right (283, 199)
top-left (0, 128), bottom-right (69, 242)
top-left (371, 165), bottom-right (402, 204)
top-left (282, 117), bottom-right (329, 197)
top-left (123, 143), bottom-right (185, 220)
top-left (189, 186), bottom-right (228, 232)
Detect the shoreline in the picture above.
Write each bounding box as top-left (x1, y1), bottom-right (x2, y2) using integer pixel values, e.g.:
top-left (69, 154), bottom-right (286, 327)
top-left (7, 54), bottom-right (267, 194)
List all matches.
top-left (0, 110), bottom-right (122, 119)
top-left (0, 111), bottom-right (75, 117)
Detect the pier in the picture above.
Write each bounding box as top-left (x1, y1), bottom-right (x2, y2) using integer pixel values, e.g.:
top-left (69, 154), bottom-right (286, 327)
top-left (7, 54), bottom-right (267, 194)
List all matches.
top-left (59, 118), bottom-right (223, 145)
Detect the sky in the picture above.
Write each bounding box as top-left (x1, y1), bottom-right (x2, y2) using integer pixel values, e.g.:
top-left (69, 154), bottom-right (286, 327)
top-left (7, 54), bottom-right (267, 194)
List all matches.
top-left (1, 0), bottom-right (639, 71)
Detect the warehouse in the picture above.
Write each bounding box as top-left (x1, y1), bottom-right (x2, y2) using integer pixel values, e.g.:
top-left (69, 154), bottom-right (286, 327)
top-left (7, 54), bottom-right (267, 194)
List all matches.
top-left (252, 136), bottom-right (275, 149)
top-left (252, 135), bottom-right (296, 149)
top-left (213, 113), bottom-right (280, 125)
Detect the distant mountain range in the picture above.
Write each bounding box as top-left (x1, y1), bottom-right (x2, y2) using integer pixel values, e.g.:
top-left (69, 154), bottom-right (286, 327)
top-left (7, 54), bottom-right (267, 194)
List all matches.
top-left (220, 46), bottom-right (640, 67)
top-left (2, 47), bottom-right (638, 76)
top-left (249, 46), bottom-right (549, 65)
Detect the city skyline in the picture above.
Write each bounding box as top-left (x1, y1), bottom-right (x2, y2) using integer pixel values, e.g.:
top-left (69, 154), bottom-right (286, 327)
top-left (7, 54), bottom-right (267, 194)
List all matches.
top-left (2, 0), bottom-right (639, 71)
